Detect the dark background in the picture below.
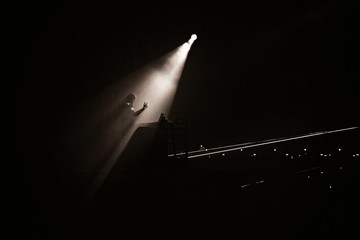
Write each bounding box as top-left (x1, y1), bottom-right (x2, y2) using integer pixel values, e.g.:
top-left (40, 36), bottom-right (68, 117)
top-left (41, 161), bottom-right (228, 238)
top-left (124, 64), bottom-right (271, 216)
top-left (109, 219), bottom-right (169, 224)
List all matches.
top-left (15, 1), bottom-right (359, 238)
top-left (18, 1), bottom-right (359, 147)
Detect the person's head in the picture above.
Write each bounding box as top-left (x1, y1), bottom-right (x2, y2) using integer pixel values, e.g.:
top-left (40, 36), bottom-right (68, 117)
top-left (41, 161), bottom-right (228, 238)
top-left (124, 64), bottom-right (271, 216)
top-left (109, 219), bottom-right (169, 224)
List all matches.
top-left (125, 93), bottom-right (136, 105)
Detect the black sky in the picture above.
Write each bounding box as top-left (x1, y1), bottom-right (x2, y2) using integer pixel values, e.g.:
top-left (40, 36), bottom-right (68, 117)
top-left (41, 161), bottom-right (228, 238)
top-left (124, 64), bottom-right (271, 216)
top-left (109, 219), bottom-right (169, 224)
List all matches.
top-left (18, 1), bottom-right (359, 149)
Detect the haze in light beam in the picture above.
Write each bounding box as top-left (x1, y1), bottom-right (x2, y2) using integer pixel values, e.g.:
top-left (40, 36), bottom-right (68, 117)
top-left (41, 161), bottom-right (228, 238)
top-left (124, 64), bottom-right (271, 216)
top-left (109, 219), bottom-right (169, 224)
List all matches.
top-left (55, 40), bottom-right (195, 202)
top-left (133, 42), bottom-right (192, 125)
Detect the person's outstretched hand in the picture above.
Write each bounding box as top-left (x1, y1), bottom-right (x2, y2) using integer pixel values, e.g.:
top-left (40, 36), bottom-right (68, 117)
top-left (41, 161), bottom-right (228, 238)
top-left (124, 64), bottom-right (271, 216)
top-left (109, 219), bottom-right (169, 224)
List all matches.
top-left (143, 102), bottom-right (148, 109)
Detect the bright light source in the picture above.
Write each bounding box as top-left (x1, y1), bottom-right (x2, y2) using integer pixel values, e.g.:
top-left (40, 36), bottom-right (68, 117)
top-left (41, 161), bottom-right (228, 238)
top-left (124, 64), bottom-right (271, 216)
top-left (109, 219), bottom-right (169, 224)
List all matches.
top-left (188, 34), bottom-right (197, 45)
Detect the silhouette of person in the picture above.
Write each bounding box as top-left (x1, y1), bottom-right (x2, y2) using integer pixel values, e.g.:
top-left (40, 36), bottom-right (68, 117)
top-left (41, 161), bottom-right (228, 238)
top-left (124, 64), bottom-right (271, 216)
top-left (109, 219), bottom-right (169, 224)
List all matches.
top-left (116, 93), bottom-right (148, 131)
top-left (112, 93), bottom-right (148, 169)
top-left (120, 93), bottom-right (148, 116)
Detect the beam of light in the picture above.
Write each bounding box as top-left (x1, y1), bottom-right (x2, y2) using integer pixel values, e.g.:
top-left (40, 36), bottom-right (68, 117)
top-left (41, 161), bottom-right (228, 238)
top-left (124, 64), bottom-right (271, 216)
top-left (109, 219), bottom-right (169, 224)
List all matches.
top-left (88, 44), bottom-right (194, 199)
top-left (186, 126), bottom-right (358, 159)
top-left (55, 35), bottom-right (197, 202)
top-left (133, 41), bottom-right (194, 125)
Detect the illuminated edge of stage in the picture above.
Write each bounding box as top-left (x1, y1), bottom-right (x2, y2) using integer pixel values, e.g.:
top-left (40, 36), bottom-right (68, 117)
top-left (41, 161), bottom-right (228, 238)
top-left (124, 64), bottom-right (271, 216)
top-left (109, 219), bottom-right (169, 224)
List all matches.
top-left (168, 126), bottom-right (358, 159)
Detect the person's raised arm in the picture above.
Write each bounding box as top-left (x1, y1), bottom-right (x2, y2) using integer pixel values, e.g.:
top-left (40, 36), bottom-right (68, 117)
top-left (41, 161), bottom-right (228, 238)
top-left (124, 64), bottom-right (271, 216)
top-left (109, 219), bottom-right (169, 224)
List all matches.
top-left (133, 102), bottom-right (148, 116)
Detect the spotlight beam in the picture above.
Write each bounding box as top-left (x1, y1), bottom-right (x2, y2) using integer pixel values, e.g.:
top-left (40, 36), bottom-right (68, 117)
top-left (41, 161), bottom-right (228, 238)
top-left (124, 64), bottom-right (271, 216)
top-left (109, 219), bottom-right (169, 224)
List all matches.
top-left (84, 36), bottom-right (196, 199)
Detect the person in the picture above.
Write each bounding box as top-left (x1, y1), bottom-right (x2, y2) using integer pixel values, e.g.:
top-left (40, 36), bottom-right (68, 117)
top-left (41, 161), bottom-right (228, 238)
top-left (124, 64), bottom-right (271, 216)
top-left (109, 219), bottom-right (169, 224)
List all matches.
top-left (121, 93), bottom-right (148, 116)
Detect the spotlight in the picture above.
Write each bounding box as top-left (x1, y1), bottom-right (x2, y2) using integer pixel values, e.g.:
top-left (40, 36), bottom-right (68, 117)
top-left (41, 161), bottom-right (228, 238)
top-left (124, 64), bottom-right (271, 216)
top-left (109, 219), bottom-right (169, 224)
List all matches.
top-left (188, 34), bottom-right (197, 45)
